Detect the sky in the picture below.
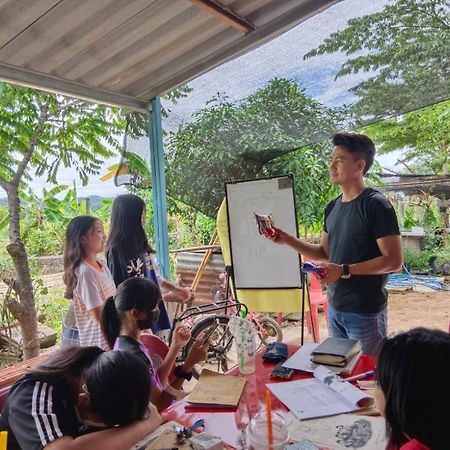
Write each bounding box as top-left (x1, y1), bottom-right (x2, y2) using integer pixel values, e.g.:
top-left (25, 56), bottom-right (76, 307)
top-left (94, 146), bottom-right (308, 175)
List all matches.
top-left (2, 0), bottom-right (397, 199)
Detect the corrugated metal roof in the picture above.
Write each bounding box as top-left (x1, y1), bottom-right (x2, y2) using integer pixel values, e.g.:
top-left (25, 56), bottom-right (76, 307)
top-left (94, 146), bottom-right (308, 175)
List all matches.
top-left (0, 0), bottom-right (340, 111)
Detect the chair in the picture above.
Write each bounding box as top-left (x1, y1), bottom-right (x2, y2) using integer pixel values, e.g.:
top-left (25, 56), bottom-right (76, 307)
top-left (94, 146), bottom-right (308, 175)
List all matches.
top-left (0, 385), bottom-right (11, 413)
top-left (139, 333), bottom-right (176, 383)
top-left (305, 275), bottom-right (329, 343)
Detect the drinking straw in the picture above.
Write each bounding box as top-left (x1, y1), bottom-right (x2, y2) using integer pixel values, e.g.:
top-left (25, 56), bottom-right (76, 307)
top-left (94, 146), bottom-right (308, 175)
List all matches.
top-left (0, 431), bottom-right (7, 450)
top-left (266, 389), bottom-right (273, 446)
top-left (239, 330), bottom-right (244, 372)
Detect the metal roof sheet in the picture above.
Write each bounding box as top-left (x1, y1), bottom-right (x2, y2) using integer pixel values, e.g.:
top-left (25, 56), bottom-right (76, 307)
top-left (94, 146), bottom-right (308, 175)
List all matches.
top-left (0, 0), bottom-right (340, 111)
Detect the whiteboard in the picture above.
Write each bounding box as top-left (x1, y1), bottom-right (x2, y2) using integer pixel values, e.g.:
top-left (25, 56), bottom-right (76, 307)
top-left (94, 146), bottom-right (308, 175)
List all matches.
top-left (226, 175), bottom-right (302, 289)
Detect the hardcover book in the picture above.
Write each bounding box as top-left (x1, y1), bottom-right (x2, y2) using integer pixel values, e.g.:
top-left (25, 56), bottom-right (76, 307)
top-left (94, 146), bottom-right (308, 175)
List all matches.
top-left (311, 337), bottom-right (362, 367)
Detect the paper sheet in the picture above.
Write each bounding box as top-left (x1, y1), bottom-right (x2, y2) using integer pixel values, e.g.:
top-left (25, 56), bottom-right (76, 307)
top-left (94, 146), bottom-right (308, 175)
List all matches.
top-left (285, 413), bottom-right (387, 449)
top-left (282, 343), bottom-right (360, 374)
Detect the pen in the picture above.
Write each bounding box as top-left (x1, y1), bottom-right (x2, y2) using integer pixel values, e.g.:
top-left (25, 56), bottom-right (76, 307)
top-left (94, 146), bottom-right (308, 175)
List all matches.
top-left (344, 370), bottom-right (375, 382)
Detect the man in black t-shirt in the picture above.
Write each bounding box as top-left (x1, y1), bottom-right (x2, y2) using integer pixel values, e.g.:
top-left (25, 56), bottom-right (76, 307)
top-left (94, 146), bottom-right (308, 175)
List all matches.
top-left (272, 132), bottom-right (402, 355)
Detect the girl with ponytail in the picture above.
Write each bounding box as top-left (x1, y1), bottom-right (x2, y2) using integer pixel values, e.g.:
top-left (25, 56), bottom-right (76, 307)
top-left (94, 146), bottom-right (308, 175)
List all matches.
top-left (102, 277), bottom-right (209, 410)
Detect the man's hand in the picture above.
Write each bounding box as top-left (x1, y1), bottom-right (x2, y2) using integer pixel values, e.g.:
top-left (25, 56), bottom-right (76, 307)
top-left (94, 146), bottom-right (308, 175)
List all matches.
top-left (269, 226), bottom-right (288, 244)
top-left (319, 263), bottom-right (343, 286)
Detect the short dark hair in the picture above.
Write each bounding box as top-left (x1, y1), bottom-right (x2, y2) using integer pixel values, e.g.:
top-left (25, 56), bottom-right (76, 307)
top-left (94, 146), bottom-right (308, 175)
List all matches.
top-left (332, 132), bottom-right (375, 175)
top-left (377, 328), bottom-right (450, 450)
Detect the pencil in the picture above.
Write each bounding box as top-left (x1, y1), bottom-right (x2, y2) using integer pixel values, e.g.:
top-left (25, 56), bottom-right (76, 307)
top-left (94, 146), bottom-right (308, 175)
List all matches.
top-left (266, 389), bottom-right (273, 446)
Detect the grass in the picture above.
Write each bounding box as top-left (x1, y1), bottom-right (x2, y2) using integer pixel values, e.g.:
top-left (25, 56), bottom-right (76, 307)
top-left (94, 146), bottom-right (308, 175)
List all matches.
top-left (36, 286), bottom-right (69, 343)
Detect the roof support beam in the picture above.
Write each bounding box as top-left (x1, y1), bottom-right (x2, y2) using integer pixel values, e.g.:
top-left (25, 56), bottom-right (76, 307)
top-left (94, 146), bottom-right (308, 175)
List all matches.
top-left (148, 96), bottom-right (170, 279)
top-left (188, 0), bottom-right (255, 33)
top-left (0, 62), bottom-right (150, 112)
top-left (145, 0), bottom-right (341, 99)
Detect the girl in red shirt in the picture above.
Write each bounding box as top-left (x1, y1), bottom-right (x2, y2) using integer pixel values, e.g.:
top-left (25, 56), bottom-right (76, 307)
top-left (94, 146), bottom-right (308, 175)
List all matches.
top-left (374, 327), bottom-right (450, 450)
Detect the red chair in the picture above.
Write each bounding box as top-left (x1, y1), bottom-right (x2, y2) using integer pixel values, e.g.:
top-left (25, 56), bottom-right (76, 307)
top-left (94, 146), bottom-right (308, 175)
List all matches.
top-left (0, 385), bottom-right (11, 413)
top-left (305, 275), bottom-right (329, 342)
top-left (139, 333), bottom-right (176, 383)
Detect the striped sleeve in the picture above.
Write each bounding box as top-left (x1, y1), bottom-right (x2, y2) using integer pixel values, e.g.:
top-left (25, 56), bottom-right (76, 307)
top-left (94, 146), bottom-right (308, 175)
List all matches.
top-left (31, 381), bottom-right (64, 446)
top-left (7, 379), bottom-right (77, 450)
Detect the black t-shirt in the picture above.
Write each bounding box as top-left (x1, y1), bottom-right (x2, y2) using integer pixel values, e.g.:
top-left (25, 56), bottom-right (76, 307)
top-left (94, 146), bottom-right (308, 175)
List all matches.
top-left (0, 374), bottom-right (95, 450)
top-left (324, 188), bottom-right (400, 313)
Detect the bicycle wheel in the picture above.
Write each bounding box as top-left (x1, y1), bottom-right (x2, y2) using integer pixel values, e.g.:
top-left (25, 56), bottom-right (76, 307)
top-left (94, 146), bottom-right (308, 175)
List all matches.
top-left (184, 315), bottom-right (236, 379)
top-left (256, 316), bottom-right (283, 347)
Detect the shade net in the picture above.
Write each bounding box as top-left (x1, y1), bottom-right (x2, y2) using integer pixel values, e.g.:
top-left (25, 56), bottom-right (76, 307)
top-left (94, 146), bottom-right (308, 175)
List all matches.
top-left (116, 0), bottom-right (450, 217)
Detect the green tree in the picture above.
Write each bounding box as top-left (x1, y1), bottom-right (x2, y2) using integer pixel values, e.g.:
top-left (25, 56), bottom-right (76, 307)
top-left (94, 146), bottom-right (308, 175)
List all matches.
top-left (0, 83), bottom-right (124, 358)
top-left (166, 78), bottom-right (344, 225)
top-left (305, 0), bottom-right (450, 120)
top-left (363, 100), bottom-right (450, 174)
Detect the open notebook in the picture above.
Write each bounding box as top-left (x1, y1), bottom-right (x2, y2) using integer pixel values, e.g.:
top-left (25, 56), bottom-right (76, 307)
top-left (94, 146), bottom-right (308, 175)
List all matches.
top-left (267, 365), bottom-right (374, 420)
top-left (186, 369), bottom-right (247, 408)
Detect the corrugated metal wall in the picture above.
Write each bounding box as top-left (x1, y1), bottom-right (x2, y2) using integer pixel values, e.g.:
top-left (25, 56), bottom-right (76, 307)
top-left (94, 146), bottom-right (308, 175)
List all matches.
top-left (176, 251), bottom-right (225, 304)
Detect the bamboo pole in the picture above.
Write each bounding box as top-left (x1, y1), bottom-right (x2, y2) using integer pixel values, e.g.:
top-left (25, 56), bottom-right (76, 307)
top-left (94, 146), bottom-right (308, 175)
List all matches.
top-left (191, 230), bottom-right (218, 291)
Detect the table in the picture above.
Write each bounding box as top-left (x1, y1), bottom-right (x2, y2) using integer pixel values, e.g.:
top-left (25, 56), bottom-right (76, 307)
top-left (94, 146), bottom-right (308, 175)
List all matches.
top-left (164, 344), bottom-right (375, 447)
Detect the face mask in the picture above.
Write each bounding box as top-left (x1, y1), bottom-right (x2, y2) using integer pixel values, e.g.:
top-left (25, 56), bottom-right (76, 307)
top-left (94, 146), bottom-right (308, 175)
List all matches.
top-left (137, 309), bottom-right (160, 330)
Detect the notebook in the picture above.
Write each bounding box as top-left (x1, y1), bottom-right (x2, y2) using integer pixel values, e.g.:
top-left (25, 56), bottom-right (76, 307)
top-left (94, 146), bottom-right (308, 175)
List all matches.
top-left (311, 337), bottom-right (362, 367)
top-left (186, 369), bottom-right (246, 408)
top-left (267, 365), bottom-right (374, 420)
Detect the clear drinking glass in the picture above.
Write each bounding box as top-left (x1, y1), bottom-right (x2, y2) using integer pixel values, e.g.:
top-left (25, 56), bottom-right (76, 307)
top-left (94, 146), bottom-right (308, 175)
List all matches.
top-left (246, 411), bottom-right (289, 450)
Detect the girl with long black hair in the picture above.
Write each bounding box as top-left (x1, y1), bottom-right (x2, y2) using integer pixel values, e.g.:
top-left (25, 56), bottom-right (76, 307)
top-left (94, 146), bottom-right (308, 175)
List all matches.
top-left (106, 194), bottom-right (192, 333)
top-left (374, 327), bottom-right (450, 450)
top-left (0, 346), bottom-right (162, 450)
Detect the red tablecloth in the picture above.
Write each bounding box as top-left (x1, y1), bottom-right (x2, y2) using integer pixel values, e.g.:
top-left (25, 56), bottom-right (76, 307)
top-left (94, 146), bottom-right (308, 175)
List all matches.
top-left (164, 344), bottom-right (375, 447)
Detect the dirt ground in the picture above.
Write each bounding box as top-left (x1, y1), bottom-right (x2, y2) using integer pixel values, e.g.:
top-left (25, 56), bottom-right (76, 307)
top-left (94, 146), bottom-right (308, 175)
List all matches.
top-left (281, 288), bottom-right (450, 346)
top-left (387, 289), bottom-right (449, 333)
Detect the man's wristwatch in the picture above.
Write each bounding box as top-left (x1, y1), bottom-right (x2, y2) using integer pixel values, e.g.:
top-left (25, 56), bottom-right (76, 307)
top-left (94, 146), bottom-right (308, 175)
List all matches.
top-left (341, 264), bottom-right (351, 279)
top-left (174, 365), bottom-right (193, 381)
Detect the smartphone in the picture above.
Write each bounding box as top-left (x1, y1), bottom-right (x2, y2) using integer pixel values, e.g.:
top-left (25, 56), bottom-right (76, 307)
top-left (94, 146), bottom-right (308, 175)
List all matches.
top-left (199, 320), bottom-right (220, 346)
top-left (270, 361), bottom-right (294, 379)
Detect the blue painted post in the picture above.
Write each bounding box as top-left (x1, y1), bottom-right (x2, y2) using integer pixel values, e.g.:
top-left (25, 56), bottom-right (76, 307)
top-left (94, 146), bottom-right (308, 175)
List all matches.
top-left (148, 96), bottom-right (170, 278)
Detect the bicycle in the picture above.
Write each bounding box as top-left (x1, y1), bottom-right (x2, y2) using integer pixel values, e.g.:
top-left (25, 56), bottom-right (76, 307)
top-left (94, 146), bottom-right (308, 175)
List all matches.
top-left (168, 272), bottom-right (283, 379)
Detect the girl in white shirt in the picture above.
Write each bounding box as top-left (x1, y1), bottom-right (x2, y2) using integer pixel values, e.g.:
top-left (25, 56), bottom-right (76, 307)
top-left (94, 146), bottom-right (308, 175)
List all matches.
top-left (63, 216), bottom-right (116, 349)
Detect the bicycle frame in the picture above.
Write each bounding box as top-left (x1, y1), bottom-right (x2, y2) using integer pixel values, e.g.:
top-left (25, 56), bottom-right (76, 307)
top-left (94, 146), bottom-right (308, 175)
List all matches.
top-left (169, 298), bottom-right (248, 345)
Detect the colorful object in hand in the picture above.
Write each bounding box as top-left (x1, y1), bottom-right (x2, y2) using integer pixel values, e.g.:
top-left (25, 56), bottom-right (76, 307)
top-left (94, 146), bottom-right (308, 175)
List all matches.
top-left (301, 262), bottom-right (327, 280)
top-left (254, 212), bottom-right (278, 238)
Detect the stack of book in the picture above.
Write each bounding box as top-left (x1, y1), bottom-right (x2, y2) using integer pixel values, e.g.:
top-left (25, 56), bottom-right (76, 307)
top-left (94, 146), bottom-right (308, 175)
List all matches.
top-left (311, 337), bottom-right (362, 367)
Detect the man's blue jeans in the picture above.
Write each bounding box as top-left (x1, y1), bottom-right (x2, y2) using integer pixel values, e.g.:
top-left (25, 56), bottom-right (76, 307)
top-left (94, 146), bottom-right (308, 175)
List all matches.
top-left (328, 305), bottom-right (387, 356)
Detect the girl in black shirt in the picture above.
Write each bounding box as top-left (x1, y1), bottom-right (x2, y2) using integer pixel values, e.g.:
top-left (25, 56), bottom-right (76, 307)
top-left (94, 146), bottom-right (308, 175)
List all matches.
top-left (0, 346), bottom-right (162, 450)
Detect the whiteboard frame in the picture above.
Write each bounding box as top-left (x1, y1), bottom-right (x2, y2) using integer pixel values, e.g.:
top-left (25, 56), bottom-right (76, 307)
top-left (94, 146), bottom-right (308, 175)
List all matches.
top-left (225, 174), bottom-right (303, 290)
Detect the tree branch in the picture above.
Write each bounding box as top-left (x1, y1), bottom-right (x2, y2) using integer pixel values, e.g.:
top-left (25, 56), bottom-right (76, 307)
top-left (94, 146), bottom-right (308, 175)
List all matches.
top-left (55, 99), bottom-right (83, 115)
top-left (0, 175), bottom-right (9, 191)
top-left (12, 105), bottom-right (49, 186)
